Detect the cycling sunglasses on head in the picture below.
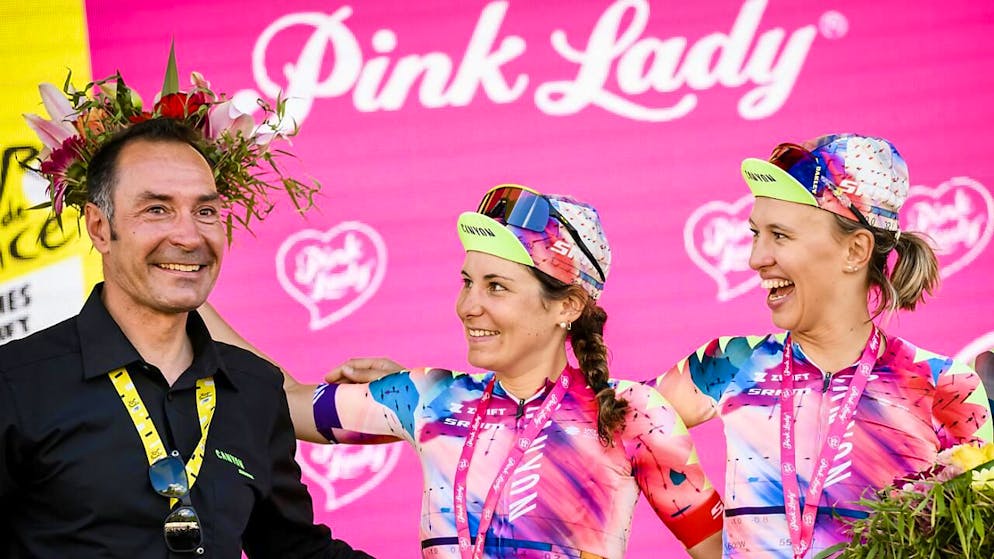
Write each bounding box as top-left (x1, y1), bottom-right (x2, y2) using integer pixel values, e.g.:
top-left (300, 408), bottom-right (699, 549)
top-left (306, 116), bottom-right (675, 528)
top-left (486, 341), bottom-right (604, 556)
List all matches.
top-left (149, 454), bottom-right (203, 554)
top-left (768, 143), bottom-right (872, 229)
top-left (477, 185), bottom-right (606, 282)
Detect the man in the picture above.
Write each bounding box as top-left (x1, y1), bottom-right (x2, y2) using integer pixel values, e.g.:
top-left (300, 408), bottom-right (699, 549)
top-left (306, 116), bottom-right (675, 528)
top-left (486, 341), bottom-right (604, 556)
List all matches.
top-left (0, 118), bottom-right (372, 558)
top-left (977, 350), bottom-right (994, 410)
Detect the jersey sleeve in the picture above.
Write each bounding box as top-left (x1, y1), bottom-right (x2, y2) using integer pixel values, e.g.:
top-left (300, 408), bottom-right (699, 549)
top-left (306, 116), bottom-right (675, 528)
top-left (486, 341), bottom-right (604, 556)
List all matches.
top-left (620, 381), bottom-right (723, 549)
top-left (932, 359), bottom-right (993, 447)
top-left (313, 368), bottom-right (445, 445)
top-left (646, 337), bottom-right (745, 428)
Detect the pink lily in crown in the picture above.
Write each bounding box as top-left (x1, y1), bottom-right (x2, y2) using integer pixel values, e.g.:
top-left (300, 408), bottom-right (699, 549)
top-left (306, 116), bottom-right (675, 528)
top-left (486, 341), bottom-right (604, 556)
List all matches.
top-left (24, 43), bottom-right (318, 235)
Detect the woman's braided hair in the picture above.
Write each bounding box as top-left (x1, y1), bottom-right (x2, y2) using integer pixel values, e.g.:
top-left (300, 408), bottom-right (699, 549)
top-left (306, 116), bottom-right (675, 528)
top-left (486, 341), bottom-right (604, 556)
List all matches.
top-left (529, 268), bottom-right (628, 446)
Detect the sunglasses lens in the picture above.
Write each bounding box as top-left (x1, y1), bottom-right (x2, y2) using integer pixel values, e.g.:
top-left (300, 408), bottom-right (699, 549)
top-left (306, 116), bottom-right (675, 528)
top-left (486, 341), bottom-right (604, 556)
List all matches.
top-left (163, 505), bottom-right (202, 552)
top-left (478, 186), bottom-right (520, 217)
top-left (149, 456), bottom-right (189, 499)
top-left (505, 193), bottom-right (550, 232)
top-left (770, 144), bottom-right (823, 197)
top-left (478, 187), bottom-right (551, 233)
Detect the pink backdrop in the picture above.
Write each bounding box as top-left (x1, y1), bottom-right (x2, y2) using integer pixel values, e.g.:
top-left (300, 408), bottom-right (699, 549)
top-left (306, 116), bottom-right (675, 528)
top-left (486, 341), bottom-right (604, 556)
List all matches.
top-left (86, 1), bottom-right (994, 555)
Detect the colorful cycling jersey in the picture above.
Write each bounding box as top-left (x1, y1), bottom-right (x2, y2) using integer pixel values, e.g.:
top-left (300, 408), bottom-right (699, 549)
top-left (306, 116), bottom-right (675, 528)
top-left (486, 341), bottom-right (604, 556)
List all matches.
top-left (313, 367), bottom-right (722, 559)
top-left (650, 332), bottom-right (993, 558)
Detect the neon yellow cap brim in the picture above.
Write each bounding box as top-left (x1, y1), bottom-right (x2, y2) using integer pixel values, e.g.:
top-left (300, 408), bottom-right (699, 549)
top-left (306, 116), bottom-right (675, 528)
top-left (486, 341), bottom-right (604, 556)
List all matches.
top-left (740, 158), bottom-right (819, 207)
top-left (457, 212), bottom-right (534, 267)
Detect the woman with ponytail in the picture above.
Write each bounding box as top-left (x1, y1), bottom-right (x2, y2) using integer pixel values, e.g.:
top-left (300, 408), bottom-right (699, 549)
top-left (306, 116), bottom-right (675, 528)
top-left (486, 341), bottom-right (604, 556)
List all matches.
top-left (652, 134), bottom-right (992, 559)
top-left (208, 185), bottom-right (723, 558)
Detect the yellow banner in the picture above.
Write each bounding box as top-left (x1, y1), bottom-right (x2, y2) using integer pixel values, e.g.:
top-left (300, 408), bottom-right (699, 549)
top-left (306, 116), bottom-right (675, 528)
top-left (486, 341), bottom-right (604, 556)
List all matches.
top-left (0, 0), bottom-right (100, 343)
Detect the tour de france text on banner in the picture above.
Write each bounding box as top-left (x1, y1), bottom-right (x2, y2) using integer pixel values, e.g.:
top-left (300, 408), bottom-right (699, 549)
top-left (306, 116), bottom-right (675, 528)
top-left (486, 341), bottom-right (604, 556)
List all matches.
top-left (0, 0), bottom-right (100, 345)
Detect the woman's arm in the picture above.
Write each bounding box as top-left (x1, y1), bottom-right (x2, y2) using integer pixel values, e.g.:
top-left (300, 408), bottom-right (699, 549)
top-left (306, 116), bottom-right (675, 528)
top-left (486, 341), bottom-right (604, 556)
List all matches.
top-left (622, 382), bottom-right (723, 556)
top-left (645, 337), bottom-right (736, 428)
top-left (686, 532), bottom-right (723, 559)
top-left (933, 359), bottom-right (993, 446)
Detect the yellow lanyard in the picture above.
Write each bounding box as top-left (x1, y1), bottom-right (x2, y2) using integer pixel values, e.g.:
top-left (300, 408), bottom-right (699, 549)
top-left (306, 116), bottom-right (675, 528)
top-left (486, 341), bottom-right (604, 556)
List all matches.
top-left (109, 367), bottom-right (217, 507)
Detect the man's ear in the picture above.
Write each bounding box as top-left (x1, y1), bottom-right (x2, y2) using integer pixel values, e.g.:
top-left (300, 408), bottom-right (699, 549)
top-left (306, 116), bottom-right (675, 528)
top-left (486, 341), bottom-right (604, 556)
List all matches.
top-left (85, 202), bottom-right (112, 254)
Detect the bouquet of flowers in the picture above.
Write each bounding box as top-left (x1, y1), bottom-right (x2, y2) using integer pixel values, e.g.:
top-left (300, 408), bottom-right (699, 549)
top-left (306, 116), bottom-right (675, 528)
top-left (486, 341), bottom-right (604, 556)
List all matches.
top-left (818, 442), bottom-right (994, 559)
top-left (24, 45), bottom-right (318, 236)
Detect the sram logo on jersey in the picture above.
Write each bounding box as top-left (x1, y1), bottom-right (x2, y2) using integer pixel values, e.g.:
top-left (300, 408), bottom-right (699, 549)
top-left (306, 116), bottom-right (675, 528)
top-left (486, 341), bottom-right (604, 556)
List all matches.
top-left (746, 371), bottom-right (816, 395)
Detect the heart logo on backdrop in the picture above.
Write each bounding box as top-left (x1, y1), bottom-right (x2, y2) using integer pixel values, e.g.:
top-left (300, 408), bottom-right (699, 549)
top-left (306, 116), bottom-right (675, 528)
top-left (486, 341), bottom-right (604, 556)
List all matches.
top-left (276, 222), bottom-right (388, 330)
top-left (684, 194), bottom-right (758, 301)
top-left (902, 177), bottom-right (993, 279)
top-left (297, 442), bottom-right (402, 511)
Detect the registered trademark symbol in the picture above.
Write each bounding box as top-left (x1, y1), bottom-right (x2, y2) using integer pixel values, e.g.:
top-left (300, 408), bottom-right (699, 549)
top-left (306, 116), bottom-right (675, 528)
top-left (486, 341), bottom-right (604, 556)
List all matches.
top-left (819, 11), bottom-right (849, 39)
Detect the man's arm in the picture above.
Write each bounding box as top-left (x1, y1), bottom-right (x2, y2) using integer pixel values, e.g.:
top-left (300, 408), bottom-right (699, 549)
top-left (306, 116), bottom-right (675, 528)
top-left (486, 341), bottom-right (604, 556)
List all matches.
top-left (200, 303), bottom-right (398, 386)
top-left (199, 302), bottom-right (403, 443)
top-left (242, 383), bottom-right (374, 558)
top-left (0, 369), bottom-right (20, 499)
top-left (975, 350), bottom-right (994, 410)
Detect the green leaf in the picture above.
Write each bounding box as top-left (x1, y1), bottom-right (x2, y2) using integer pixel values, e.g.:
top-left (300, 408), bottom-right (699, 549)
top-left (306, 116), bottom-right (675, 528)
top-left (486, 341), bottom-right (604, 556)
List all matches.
top-left (161, 40), bottom-right (180, 96)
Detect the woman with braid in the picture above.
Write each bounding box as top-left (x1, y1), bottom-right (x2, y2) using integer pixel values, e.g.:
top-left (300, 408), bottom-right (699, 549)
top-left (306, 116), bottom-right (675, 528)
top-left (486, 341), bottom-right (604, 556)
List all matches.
top-left (207, 184), bottom-right (723, 559)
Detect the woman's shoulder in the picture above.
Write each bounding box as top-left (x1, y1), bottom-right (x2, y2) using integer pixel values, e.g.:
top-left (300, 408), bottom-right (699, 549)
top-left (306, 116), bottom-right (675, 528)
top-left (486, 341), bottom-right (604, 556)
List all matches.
top-left (390, 367), bottom-right (493, 392)
top-left (680, 332), bottom-right (781, 363)
top-left (610, 379), bottom-right (676, 412)
top-left (879, 335), bottom-right (970, 376)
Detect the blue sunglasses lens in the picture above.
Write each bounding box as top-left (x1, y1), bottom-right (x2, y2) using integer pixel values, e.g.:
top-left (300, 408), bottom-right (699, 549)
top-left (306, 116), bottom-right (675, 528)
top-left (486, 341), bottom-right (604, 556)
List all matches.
top-left (478, 187), bottom-right (551, 233)
top-left (770, 144), bottom-right (823, 196)
top-left (505, 192), bottom-right (551, 232)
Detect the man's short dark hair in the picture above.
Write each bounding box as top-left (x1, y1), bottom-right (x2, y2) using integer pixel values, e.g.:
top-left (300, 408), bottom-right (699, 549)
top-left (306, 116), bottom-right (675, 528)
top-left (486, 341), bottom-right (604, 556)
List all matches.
top-left (86, 118), bottom-right (210, 221)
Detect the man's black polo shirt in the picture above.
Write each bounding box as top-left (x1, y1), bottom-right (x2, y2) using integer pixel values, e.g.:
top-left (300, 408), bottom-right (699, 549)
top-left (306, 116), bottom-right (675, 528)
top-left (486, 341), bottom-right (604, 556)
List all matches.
top-left (0, 285), bottom-right (371, 558)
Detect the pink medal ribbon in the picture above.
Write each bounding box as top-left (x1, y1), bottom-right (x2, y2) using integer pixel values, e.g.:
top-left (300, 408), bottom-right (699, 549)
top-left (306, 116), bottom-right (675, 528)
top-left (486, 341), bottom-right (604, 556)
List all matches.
top-left (780, 327), bottom-right (881, 559)
top-left (453, 366), bottom-right (578, 559)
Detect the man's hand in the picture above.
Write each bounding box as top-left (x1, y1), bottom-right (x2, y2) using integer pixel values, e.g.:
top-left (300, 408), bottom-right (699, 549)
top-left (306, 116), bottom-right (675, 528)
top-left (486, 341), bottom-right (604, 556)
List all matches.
top-left (324, 357), bottom-right (405, 384)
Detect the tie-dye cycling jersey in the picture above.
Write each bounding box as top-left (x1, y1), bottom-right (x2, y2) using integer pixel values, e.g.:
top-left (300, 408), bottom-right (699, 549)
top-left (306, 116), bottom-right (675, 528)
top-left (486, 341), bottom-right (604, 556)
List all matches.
top-left (313, 367), bottom-right (722, 559)
top-left (650, 333), bottom-right (993, 558)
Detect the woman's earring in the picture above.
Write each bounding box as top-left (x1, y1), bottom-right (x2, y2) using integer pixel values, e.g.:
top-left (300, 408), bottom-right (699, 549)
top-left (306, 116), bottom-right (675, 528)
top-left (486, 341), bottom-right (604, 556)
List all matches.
top-left (558, 321), bottom-right (572, 331)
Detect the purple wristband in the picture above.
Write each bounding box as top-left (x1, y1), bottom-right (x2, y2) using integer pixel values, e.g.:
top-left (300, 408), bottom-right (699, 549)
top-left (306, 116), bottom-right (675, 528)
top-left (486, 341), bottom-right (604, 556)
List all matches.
top-left (313, 383), bottom-right (342, 443)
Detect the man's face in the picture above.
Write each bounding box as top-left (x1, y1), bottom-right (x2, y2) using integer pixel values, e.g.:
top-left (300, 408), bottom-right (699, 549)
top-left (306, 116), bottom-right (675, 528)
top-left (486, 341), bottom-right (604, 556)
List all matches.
top-left (87, 139), bottom-right (225, 317)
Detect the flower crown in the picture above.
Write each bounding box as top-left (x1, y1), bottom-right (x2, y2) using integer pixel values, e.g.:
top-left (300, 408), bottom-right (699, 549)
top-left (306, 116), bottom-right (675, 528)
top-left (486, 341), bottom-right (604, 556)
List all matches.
top-left (24, 45), bottom-right (318, 236)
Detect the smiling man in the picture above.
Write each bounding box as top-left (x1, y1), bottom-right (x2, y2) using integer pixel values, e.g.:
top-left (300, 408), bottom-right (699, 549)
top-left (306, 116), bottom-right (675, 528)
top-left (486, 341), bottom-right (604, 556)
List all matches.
top-left (0, 119), bottom-right (371, 558)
